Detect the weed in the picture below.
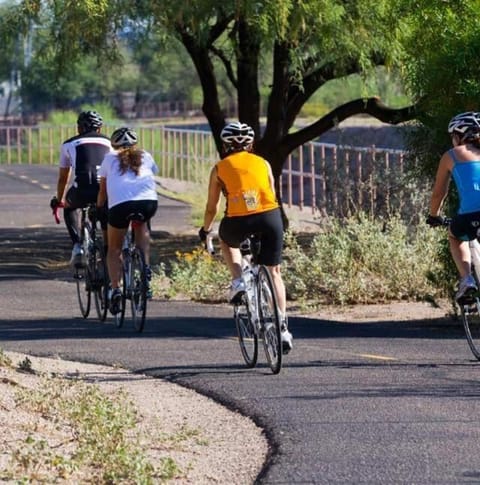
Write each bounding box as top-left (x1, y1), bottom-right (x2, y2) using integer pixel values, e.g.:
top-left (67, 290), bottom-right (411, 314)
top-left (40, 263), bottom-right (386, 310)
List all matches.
top-left (9, 376), bottom-right (180, 483)
top-left (0, 348), bottom-right (12, 368)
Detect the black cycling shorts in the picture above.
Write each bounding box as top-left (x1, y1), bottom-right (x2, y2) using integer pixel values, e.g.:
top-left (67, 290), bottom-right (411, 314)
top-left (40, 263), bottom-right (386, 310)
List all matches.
top-left (219, 208), bottom-right (284, 266)
top-left (108, 200), bottom-right (158, 229)
top-left (450, 210), bottom-right (480, 241)
top-left (65, 185), bottom-right (98, 208)
top-left (65, 185), bottom-right (107, 230)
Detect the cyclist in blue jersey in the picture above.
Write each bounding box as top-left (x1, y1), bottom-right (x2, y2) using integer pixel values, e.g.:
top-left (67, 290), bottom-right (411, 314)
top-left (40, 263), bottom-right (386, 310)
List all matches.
top-left (50, 110), bottom-right (113, 267)
top-left (427, 111), bottom-right (480, 302)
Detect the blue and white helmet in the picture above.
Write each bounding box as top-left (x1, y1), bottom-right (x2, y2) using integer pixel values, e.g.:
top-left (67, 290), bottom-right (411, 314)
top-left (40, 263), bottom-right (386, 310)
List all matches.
top-left (448, 112), bottom-right (480, 140)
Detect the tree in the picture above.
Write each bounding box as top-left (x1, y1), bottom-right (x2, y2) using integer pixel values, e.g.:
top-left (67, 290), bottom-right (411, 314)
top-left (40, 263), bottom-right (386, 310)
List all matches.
top-left (3, 0), bottom-right (417, 179)
top-left (143, 0), bottom-right (417, 182)
top-left (401, 1), bottom-right (480, 179)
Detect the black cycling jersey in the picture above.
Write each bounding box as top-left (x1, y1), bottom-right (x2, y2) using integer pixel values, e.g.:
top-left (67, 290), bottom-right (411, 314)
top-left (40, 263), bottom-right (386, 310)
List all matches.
top-left (59, 131), bottom-right (112, 189)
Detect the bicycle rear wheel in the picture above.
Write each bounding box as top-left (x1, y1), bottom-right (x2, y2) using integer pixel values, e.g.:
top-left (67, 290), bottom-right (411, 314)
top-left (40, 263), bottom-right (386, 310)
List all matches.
top-left (130, 248), bottom-right (147, 332)
top-left (257, 265), bottom-right (282, 374)
top-left (460, 296), bottom-right (480, 360)
top-left (113, 263), bottom-right (127, 328)
top-left (234, 297), bottom-right (258, 368)
top-left (75, 265), bottom-right (91, 318)
top-left (93, 242), bottom-right (109, 322)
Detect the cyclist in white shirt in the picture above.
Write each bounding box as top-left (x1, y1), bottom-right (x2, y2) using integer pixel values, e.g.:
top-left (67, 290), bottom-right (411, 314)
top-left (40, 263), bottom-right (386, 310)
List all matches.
top-left (50, 110), bottom-right (113, 267)
top-left (97, 127), bottom-right (158, 314)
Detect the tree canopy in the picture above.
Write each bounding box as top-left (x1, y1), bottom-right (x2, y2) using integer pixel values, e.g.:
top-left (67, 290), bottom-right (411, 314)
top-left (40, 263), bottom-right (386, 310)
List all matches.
top-left (4, 0), bottom-right (479, 184)
top-left (401, 0), bottom-right (480, 177)
top-left (0, 1), bottom-right (417, 168)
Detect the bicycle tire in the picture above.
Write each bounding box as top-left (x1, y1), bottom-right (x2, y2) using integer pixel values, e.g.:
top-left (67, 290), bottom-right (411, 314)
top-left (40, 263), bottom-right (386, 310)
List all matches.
top-left (257, 265), bottom-right (282, 374)
top-left (130, 248), bottom-right (147, 332)
top-left (93, 242), bottom-right (109, 322)
top-left (461, 298), bottom-right (480, 360)
top-left (75, 266), bottom-right (91, 318)
top-left (113, 257), bottom-right (127, 328)
top-left (234, 296), bottom-right (258, 368)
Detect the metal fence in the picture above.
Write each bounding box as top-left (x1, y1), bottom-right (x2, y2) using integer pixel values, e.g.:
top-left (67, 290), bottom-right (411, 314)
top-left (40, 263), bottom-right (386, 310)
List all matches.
top-left (0, 124), bottom-right (426, 219)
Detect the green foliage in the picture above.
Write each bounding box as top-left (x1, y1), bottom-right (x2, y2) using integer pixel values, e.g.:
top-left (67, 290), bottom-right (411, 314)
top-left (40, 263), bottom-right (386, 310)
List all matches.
top-left (168, 248), bottom-right (230, 302)
top-left (161, 214), bottom-right (449, 306)
top-left (283, 214), bottom-right (446, 305)
top-left (10, 376), bottom-right (177, 483)
top-left (402, 1), bottom-right (480, 178)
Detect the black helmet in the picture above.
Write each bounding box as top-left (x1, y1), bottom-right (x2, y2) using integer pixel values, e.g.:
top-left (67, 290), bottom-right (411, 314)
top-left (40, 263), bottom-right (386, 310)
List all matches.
top-left (220, 121), bottom-right (255, 152)
top-left (110, 127), bottom-right (138, 149)
top-left (77, 110), bottom-right (103, 132)
top-left (447, 112), bottom-right (480, 141)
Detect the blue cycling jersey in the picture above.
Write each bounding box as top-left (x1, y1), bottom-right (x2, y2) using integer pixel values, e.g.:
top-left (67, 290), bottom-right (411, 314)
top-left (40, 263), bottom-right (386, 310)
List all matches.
top-left (451, 149), bottom-right (480, 214)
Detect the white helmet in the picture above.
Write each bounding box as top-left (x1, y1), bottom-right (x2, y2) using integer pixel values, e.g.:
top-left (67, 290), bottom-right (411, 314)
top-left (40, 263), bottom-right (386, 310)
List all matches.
top-left (220, 121), bottom-right (255, 150)
top-left (110, 127), bottom-right (138, 148)
top-left (447, 112), bottom-right (480, 139)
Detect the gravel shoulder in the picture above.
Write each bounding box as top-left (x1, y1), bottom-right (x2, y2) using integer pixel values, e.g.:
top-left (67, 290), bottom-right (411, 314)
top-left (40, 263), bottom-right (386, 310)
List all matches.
top-left (0, 350), bottom-right (268, 483)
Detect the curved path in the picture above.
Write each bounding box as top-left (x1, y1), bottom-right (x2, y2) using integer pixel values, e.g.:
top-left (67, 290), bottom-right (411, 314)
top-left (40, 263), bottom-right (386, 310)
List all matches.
top-left (2, 165), bottom-right (480, 484)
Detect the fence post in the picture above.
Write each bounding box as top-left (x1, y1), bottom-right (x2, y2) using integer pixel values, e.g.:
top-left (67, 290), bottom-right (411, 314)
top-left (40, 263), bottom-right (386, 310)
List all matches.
top-left (309, 143), bottom-right (315, 214)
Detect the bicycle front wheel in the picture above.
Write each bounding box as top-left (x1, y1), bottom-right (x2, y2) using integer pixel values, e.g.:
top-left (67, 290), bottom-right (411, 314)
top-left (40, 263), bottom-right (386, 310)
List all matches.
top-left (257, 266), bottom-right (282, 374)
top-left (234, 297), bottom-right (258, 368)
top-left (130, 248), bottom-right (147, 332)
top-left (93, 242), bottom-right (109, 322)
top-left (461, 297), bottom-right (480, 360)
top-left (75, 265), bottom-right (91, 318)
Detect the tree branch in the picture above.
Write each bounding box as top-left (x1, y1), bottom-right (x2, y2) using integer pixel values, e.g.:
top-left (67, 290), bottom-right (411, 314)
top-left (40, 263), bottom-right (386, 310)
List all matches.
top-left (210, 45), bottom-right (237, 88)
top-left (283, 97), bottom-right (417, 152)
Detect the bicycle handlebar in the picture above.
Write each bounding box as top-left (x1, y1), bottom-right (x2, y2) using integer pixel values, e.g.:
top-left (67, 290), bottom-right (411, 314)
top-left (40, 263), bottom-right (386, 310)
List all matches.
top-left (205, 233), bottom-right (215, 255)
top-left (52, 202), bottom-right (64, 224)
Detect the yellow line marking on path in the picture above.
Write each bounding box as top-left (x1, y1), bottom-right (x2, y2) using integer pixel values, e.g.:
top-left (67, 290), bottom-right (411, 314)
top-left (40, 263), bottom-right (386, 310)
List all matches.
top-left (314, 346), bottom-right (399, 362)
top-left (357, 353), bottom-right (397, 361)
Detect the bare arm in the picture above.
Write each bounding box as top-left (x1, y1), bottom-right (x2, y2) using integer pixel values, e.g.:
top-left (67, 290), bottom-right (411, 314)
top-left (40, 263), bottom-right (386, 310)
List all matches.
top-left (429, 151), bottom-right (453, 216)
top-left (202, 166), bottom-right (222, 232)
top-left (56, 167), bottom-right (70, 202)
top-left (97, 177), bottom-right (107, 208)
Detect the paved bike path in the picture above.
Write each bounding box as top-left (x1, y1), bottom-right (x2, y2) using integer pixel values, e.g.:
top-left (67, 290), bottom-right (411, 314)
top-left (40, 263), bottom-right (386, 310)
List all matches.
top-left (5, 165), bottom-right (480, 484)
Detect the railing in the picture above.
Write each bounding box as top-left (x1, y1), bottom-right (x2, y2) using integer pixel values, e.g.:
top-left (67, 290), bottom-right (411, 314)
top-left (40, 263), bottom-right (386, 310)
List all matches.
top-left (0, 124), bottom-right (424, 219)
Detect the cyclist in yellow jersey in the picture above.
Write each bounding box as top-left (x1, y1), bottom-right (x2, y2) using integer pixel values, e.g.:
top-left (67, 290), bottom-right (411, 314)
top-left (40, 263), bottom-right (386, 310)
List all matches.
top-left (199, 121), bottom-right (293, 354)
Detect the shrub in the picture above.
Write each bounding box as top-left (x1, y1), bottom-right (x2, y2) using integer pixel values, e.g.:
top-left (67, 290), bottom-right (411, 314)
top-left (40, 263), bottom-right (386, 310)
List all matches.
top-left (282, 213), bottom-right (447, 305)
top-left (168, 248), bottom-right (230, 302)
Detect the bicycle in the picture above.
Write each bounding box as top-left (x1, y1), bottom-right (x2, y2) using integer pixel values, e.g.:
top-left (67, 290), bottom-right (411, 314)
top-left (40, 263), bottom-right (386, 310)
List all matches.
top-left (75, 204), bottom-right (109, 321)
top-left (206, 233), bottom-right (283, 374)
top-left (112, 214), bottom-right (149, 332)
top-left (53, 202), bottom-right (109, 321)
top-left (433, 217), bottom-right (480, 360)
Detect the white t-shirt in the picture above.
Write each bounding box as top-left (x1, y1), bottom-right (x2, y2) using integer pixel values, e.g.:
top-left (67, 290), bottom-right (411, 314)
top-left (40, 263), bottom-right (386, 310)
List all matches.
top-left (98, 150), bottom-right (159, 209)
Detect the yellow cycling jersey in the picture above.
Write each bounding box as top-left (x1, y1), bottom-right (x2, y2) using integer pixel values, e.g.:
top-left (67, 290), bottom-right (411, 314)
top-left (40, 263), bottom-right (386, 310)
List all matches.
top-left (216, 151), bottom-right (279, 217)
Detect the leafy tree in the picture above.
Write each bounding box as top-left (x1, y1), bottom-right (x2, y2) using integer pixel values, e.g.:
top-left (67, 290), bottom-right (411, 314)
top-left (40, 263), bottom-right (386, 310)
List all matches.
top-left (1, 0), bottom-right (418, 177)
top-left (402, 1), bottom-right (480, 180)
top-left (139, 0), bottom-right (417, 181)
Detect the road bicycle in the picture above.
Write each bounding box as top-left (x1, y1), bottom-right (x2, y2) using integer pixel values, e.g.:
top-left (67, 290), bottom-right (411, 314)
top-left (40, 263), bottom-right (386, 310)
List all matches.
top-left (206, 233), bottom-right (283, 374)
top-left (73, 204), bottom-right (109, 321)
top-left (113, 214), bottom-right (149, 332)
top-left (434, 217), bottom-right (480, 360)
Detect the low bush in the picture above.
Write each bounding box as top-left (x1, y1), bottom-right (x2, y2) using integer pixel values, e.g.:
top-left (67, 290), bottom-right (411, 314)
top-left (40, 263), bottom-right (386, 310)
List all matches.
top-left (283, 214), bottom-right (449, 305)
top-left (155, 213), bottom-right (451, 307)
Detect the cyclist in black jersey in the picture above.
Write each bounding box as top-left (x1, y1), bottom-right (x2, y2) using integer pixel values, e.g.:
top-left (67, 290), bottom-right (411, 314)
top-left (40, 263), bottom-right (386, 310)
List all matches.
top-left (50, 111), bottom-right (113, 267)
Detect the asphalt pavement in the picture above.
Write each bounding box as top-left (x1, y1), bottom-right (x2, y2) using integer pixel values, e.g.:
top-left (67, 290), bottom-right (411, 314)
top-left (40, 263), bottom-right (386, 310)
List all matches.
top-left (4, 165), bottom-right (480, 484)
